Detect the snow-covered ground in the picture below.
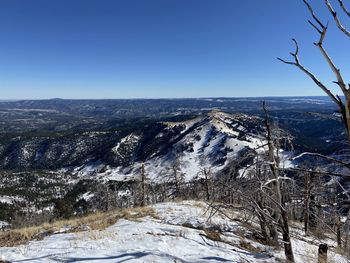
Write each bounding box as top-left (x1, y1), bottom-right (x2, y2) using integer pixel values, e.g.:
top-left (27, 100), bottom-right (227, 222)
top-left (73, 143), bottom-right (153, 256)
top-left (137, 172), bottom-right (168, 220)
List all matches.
top-left (0, 201), bottom-right (347, 263)
top-left (0, 221), bottom-right (10, 230)
top-left (0, 195), bottom-right (25, 204)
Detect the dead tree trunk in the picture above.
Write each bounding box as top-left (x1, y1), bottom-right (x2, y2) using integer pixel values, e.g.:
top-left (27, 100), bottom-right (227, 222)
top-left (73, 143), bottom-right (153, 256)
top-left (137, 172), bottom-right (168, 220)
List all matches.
top-left (263, 102), bottom-right (295, 262)
top-left (256, 198), bottom-right (269, 243)
top-left (280, 210), bottom-right (294, 262)
top-left (140, 162), bottom-right (147, 207)
top-left (304, 172), bottom-right (311, 235)
top-left (336, 216), bottom-right (342, 247)
top-left (203, 168), bottom-right (212, 201)
top-left (318, 244), bottom-right (328, 263)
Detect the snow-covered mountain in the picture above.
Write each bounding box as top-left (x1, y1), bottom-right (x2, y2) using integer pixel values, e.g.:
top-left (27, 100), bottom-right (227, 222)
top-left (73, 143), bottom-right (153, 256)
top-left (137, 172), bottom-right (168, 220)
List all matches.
top-left (0, 110), bottom-right (295, 222)
top-left (0, 110), bottom-right (293, 182)
top-left (0, 111), bottom-right (270, 173)
top-left (73, 111), bottom-right (275, 182)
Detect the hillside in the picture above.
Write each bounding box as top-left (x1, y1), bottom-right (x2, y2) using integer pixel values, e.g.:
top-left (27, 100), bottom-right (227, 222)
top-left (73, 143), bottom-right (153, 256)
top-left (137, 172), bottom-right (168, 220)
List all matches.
top-left (0, 110), bottom-right (294, 221)
top-left (76, 111), bottom-right (276, 181)
top-left (0, 111), bottom-right (273, 172)
top-left (0, 201), bottom-right (347, 263)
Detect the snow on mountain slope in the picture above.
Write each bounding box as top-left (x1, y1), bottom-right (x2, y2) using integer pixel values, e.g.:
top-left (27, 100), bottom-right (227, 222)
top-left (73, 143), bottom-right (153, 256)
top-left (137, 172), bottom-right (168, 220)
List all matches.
top-left (0, 196), bottom-right (25, 204)
top-left (0, 201), bottom-right (347, 263)
top-left (0, 110), bottom-right (293, 182)
top-left (111, 134), bottom-right (140, 162)
top-left (82, 111), bottom-right (277, 182)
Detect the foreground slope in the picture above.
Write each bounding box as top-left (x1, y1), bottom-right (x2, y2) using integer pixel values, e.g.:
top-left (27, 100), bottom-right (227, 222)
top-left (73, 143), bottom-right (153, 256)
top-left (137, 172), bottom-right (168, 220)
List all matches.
top-left (0, 201), bottom-right (347, 263)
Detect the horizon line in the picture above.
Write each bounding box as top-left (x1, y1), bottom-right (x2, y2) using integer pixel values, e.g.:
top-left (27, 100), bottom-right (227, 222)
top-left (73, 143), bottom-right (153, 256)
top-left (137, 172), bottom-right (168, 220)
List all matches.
top-left (0, 95), bottom-right (334, 101)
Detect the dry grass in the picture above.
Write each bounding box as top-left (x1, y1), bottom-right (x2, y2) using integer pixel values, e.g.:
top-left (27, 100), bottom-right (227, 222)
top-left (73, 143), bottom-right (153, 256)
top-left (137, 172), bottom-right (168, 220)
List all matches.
top-left (202, 229), bottom-right (221, 242)
top-left (0, 206), bottom-right (157, 247)
top-left (239, 238), bottom-right (263, 254)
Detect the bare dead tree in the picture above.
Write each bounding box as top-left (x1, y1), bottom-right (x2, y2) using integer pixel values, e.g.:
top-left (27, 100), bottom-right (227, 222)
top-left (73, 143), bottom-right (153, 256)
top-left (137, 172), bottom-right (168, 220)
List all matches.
top-left (163, 152), bottom-right (185, 199)
top-left (279, 3), bottom-right (350, 256)
top-left (198, 167), bottom-right (213, 201)
top-left (206, 104), bottom-right (298, 261)
top-left (263, 102), bottom-right (295, 262)
top-left (278, 0), bottom-right (350, 143)
top-left (139, 162), bottom-right (149, 207)
top-left (304, 172), bottom-right (312, 235)
top-left (94, 182), bottom-right (117, 212)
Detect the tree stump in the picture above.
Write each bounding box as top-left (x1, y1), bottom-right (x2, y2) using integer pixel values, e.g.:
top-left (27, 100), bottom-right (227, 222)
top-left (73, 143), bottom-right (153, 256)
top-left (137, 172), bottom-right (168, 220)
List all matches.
top-left (318, 244), bottom-right (328, 263)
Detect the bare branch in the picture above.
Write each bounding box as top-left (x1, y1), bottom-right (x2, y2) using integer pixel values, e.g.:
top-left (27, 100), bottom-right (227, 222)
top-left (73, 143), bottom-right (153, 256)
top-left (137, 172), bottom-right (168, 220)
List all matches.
top-left (277, 57), bottom-right (296, 66)
top-left (263, 177), bottom-right (294, 187)
top-left (314, 32), bottom-right (348, 95)
top-left (308, 20), bottom-right (323, 34)
top-left (337, 0), bottom-right (350, 17)
top-left (336, 179), bottom-right (350, 200)
top-left (259, 187), bottom-right (286, 213)
top-left (293, 152), bottom-right (350, 170)
top-left (291, 38), bottom-right (299, 55)
top-left (302, 1), bottom-right (348, 95)
top-left (251, 200), bottom-right (281, 226)
top-left (303, 0), bottom-right (327, 29)
top-left (281, 167), bottom-right (348, 178)
top-left (325, 0), bottom-right (350, 37)
top-left (278, 39), bottom-right (342, 107)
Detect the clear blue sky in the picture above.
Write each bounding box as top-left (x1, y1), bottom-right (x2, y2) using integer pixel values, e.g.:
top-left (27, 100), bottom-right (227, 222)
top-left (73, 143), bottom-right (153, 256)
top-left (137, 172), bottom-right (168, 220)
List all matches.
top-left (0, 0), bottom-right (349, 99)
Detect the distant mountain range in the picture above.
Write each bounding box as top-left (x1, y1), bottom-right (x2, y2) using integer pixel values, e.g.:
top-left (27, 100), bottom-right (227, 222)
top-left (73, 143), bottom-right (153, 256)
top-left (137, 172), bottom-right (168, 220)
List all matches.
top-left (0, 97), bottom-right (345, 171)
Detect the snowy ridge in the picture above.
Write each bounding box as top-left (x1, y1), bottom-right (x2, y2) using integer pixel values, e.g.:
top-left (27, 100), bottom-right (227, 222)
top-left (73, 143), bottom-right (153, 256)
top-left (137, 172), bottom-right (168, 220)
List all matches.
top-left (73, 111), bottom-right (276, 182)
top-left (112, 134), bottom-right (140, 160)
